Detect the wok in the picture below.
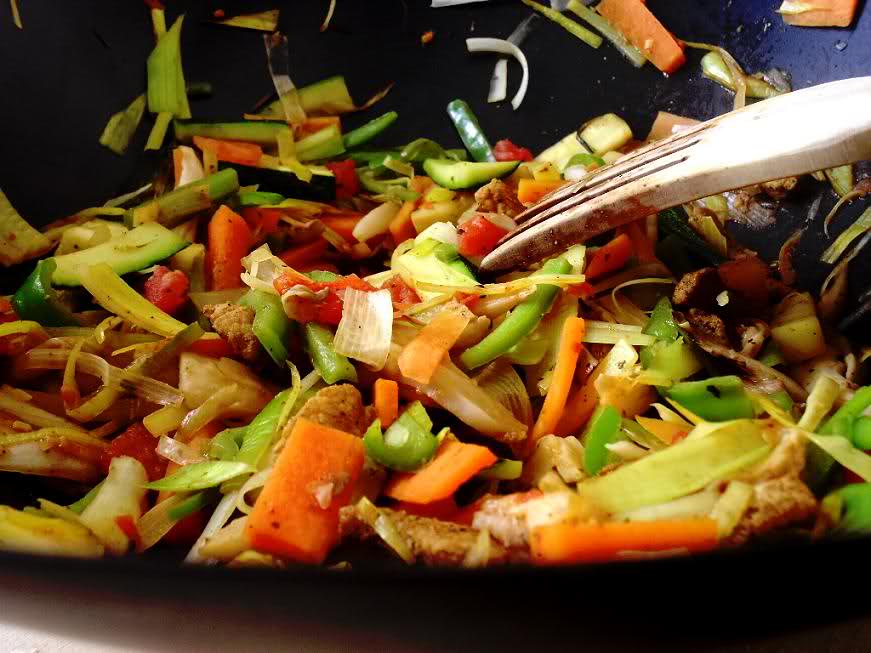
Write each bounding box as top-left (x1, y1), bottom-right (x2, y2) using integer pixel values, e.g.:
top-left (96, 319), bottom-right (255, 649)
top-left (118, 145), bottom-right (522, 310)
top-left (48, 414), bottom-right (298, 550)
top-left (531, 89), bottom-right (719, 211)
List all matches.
top-left (0, 1), bottom-right (870, 650)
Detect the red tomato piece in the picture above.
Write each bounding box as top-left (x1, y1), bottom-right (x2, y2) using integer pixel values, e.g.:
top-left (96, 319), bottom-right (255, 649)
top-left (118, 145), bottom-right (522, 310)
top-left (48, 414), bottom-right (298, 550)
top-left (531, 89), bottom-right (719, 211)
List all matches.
top-left (493, 139), bottom-right (533, 162)
top-left (458, 215), bottom-right (510, 258)
top-left (274, 271), bottom-right (376, 325)
top-left (325, 160), bottom-right (361, 200)
top-left (163, 510), bottom-right (208, 546)
top-left (385, 276), bottom-right (420, 307)
top-left (241, 207), bottom-right (282, 236)
top-left (100, 423), bottom-right (167, 482)
top-left (143, 266), bottom-right (189, 316)
top-left (188, 336), bottom-right (235, 358)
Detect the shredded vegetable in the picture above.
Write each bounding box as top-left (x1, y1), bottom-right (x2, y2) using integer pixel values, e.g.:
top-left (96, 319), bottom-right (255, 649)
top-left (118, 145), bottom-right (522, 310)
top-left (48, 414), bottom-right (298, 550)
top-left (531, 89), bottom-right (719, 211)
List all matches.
top-left (466, 38), bottom-right (530, 110)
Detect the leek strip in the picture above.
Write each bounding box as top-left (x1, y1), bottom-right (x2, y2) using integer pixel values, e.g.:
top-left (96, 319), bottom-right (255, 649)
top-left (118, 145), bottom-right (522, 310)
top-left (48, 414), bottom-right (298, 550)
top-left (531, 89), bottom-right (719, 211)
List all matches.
top-left (806, 433), bottom-right (871, 483)
top-left (0, 389), bottom-right (84, 431)
top-left (79, 263), bottom-right (186, 337)
top-left (798, 376), bottom-right (841, 431)
top-left (710, 481), bottom-right (753, 538)
top-left (137, 495), bottom-right (186, 551)
top-left (822, 187), bottom-right (865, 237)
top-left (821, 206), bottom-right (871, 264)
top-left (0, 427), bottom-right (107, 449)
top-left (99, 95), bottom-right (147, 155)
top-left (145, 111), bottom-right (174, 151)
top-left (264, 32), bottom-right (306, 125)
top-left (466, 38), bottom-right (530, 110)
top-left (10, 0), bottom-right (22, 29)
top-left (520, 0), bottom-right (602, 49)
top-left (355, 498), bottom-right (414, 563)
top-left (579, 420), bottom-right (770, 514)
top-left (416, 273), bottom-right (585, 297)
top-left (145, 461), bottom-right (253, 491)
top-left (567, 1), bottom-right (646, 67)
top-left (146, 16), bottom-right (191, 119)
top-left (213, 9), bottom-right (280, 32)
top-left (185, 491), bottom-right (240, 563)
top-left (151, 8), bottom-right (166, 39)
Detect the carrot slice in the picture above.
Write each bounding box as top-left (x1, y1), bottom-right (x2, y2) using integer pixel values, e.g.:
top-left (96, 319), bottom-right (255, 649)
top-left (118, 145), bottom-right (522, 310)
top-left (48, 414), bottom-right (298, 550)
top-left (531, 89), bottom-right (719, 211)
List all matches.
top-left (296, 116), bottom-right (341, 139)
top-left (517, 179), bottom-right (567, 205)
top-left (193, 136), bottom-right (263, 167)
top-left (635, 416), bottom-right (689, 445)
top-left (781, 0), bottom-right (858, 27)
top-left (373, 378), bottom-right (399, 427)
top-left (646, 111), bottom-right (700, 142)
top-left (397, 305), bottom-right (472, 384)
top-left (389, 200), bottom-right (417, 245)
top-left (278, 238), bottom-right (329, 269)
top-left (531, 317), bottom-right (586, 447)
top-left (597, 0), bottom-right (686, 74)
top-left (247, 418), bottom-right (365, 564)
top-left (320, 212), bottom-right (363, 242)
top-left (585, 233), bottom-right (634, 280)
top-left (385, 439), bottom-right (497, 504)
top-left (207, 205), bottom-right (252, 290)
top-left (622, 221), bottom-right (657, 264)
top-left (530, 519), bottom-right (719, 565)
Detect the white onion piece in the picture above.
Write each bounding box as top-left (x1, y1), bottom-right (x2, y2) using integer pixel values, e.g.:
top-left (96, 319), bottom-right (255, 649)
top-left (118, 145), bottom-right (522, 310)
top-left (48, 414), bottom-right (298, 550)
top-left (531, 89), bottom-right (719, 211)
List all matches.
top-left (19, 349), bottom-right (184, 407)
top-left (480, 211), bottom-right (517, 232)
top-left (466, 37), bottom-right (529, 110)
top-left (563, 164), bottom-right (589, 182)
top-left (415, 221), bottom-right (458, 247)
top-left (488, 59), bottom-right (507, 103)
top-left (352, 202), bottom-right (401, 242)
top-left (157, 435), bottom-right (207, 466)
top-left (334, 289), bottom-right (393, 370)
top-left (185, 491), bottom-right (240, 564)
top-left (174, 146), bottom-right (205, 188)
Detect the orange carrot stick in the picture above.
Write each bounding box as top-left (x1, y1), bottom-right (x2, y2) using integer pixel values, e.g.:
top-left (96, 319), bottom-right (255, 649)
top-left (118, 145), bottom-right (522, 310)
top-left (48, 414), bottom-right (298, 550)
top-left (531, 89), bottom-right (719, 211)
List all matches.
top-left (530, 519), bottom-right (719, 565)
top-left (531, 317), bottom-right (586, 446)
top-left (585, 233), bottom-right (634, 280)
top-left (389, 200), bottom-right (417, 245)
top-left (247, 418), bottom-right (365, 564)
top-left (193, 136), bottom-right (263, 167)
top-left (646, 111), bottom-right (700, 142)
top-left (597, 0), bottom-right (686, 74)
top-left (278, 238), bottom-right (328, 269)
top-left (320, 213), bottom-right (363, 242)
top-left (373, 378), bottom-right (399, 427)
top-left (207, 205), bottom-right (252, 290)
top-left (555, 365), bottom-right (605, 437)
top-left (385, 439), bottom-right (497, 504)
top-left (517, 179), bottom-right (567, 205)
top-left (397, 305), bottom-right (472, 384)
top-left (623, 221), bottom-right (657, 263)
top-left (296, 116), bottom-right (341, 139)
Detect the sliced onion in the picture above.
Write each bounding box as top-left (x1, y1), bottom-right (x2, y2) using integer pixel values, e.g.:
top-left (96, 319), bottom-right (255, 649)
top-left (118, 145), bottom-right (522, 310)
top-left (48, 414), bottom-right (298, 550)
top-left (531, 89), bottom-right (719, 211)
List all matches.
top-left (415, 221), bottom-right (458, 247)
top-left (137, 495), bottom-right (187, 552)
top-left (466, 38), bottom-right (529, 110)
top-left (157, 435), bottom-right (207, 465)
top-left (185, 491), bottom-right (240, 564)
top-left (176, 385), bottom-right (239, 443)
top-left (241, 243), bottom-right (289, 295)
top-left (352, 201), bottom-right (401, 242)
top-left (235, 468), bottom-right (272, 515)
top-left (474, 360), bottom-right (533, 427)
top-left (174, 145), bottom-right (205, 188)
top-left (19, 349), bottom-right (184, 408)
top-left (263, 33), bottom-right (306, 125)
top-left (479, 211), bottom-right (517, 232)
top-left (488, 59), bottom-right (507, 103)
top-left (334, 288), bottom-right (393, 370)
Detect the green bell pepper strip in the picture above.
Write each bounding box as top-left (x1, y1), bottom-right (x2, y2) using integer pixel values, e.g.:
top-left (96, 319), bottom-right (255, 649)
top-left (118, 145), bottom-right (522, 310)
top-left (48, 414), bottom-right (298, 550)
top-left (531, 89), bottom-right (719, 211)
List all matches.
top-left (167, 490), bottom-right (217, 521)
top-left (343, 111), bottom-right (398, 150)
top-left (583, 405), bottom-right (624, 476)
top-left (666, 375), bottom-right (755, 422)
top-left (236, 389), bottom-right (291, 468)
top-left (446, 99), bottom-right (494, 162)
top-left (363, 402), bottom-right (438, 471)
top-left (239, 289), bottom-right (292, 366)
top-left (67, 480), bottom-right (104, 515)
top-left (237, 191), bottom-right (285, 207)
top-left (12, 259), bottom-right (80, 327)
top-left (831, 483), bottom-right (871, 534)
top-left (479, 459), bottom-right (523, 480)
top-left (460, 256), bottom-right (571, 370)
top-left (852, 416), bottom-right (871, 450)
top-left (209, 426), bottom-right (247, 461)
top-left (304, 323), bottom-right (358, 384)
top-left (357, 169), bottom-right (420, 202)
top-left (806, 386), bottom-right (871, 492)
top-left (643, 296), bottom-right (680, 341)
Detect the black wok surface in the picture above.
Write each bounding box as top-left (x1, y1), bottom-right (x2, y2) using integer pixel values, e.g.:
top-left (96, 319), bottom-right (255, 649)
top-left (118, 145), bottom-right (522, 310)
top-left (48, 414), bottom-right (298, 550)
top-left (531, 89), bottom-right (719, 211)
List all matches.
top-left (0, 1), bottom-right (870, 650)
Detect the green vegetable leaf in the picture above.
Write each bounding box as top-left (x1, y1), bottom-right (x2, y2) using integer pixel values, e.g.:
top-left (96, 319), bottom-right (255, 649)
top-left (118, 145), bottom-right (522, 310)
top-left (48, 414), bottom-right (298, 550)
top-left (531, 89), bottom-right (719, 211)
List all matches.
top-left (144, 461), bottom-right (253, 491)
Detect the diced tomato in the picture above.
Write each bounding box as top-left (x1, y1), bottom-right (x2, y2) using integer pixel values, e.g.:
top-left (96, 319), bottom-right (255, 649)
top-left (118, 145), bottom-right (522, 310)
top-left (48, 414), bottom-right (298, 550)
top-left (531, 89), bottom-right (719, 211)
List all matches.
top-left (188, 335), bottom-right (235, 358)
top-left (567, 282), bottom-right (595, 299)
top-left (100, 423), bottom-right (167, 482)
top-left (144, 266), bottom-right (189, 316)
top-left (274, 270), bottom-right (375, 325)
top-left (241, 207), bottom-right (283, 236)
top-left (455, 292), bottom-right (480, 309)
top-left (0, 297), bottom-right (17, 324)
top-left (115, 515), bottom-right (143, 550)
top-left (493, 139), bottom-right (533, 162)
top-left (458, 215), bottom-right (510, 258)
top-left (385, 276), bottom-right (420, 307)
top-left (325, 160), bottom-right (361, 200)
top-left (163, 510), bottom-right (208, 546)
